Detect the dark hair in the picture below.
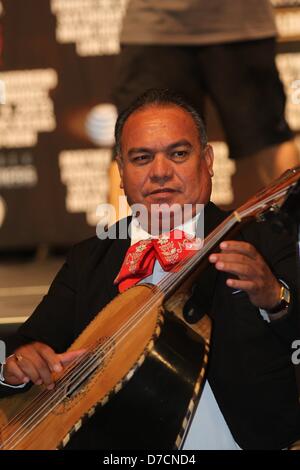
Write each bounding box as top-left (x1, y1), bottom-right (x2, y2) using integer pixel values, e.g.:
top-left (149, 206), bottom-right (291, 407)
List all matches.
top-left (114, 88), bottom-right (207, 155)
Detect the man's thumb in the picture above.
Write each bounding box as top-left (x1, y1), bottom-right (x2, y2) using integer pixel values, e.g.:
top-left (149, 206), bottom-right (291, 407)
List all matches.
top-left (58, 349), bottom-right (86, 366)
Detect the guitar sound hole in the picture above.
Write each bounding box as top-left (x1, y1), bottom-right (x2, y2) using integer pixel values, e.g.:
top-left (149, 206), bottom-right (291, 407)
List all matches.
top-left (64, 337), bottom-right (115, 399)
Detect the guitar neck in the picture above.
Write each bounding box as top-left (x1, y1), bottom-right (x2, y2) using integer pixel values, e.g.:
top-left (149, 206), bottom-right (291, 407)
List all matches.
top-left (161, 166), bottom-right (300, 300)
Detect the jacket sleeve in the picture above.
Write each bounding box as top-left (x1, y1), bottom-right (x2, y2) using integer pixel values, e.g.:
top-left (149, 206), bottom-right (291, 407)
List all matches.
top-left (0, 237), bottom-right (99, 399)
top-left (16, 237), bottom-right (102, 353)
top-left (241, 219), bottom-right (300, 347)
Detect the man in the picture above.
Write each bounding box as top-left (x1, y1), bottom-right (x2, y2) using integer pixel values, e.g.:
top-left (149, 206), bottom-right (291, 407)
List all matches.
top-left (1, 89), bottom-right (300, 449)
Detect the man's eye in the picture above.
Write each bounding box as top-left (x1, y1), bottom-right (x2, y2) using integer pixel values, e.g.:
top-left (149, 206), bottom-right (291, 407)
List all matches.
top-left (172, 150), bottom-right (187, 158)
top-left (133, 155), bottom-right (151, 163)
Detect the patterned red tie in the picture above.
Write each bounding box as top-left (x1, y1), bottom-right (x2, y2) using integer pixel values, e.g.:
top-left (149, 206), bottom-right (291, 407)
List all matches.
top-left (114, 229), bottom-right (200, 293)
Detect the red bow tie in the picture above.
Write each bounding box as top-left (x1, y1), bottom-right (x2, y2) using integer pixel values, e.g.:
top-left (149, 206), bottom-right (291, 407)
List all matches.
top-left (114, 229), bottom-right (199, 293)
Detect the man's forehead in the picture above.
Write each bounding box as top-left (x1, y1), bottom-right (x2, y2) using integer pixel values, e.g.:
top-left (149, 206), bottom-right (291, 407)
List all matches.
top-left (121, 104), bottom-right (199, 147)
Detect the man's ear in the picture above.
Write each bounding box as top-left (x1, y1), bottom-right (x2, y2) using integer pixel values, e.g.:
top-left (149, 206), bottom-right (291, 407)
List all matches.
top-left (204, 144), bottom-right (214, 177)
top-left (116, 155), bottom-right (124, 189)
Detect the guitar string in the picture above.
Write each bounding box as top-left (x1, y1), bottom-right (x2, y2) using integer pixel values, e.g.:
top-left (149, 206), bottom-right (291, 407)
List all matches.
top-left (1, 183), bottom-right (290, 447)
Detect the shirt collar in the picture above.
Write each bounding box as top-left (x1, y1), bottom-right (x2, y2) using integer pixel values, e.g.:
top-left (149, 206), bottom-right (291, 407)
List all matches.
top-left (130, 211), bottom-right (202, 246)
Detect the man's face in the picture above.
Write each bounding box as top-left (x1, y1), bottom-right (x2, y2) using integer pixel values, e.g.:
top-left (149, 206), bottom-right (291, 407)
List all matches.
top-left (117, 105), bottom-right (214, 222)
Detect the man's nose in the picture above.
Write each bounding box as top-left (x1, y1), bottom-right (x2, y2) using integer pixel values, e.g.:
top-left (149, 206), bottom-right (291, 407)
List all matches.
top-left (149, 153), bottom-right (173, 183)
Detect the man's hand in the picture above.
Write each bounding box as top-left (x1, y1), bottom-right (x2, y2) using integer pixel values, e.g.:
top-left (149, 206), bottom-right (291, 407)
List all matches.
top-left (3, 342), bottom-right (86, 390)
top-left (209, 241), bottom-right (282, 310)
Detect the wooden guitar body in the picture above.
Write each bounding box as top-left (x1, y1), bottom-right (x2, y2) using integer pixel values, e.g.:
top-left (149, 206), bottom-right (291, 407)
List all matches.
top-left (0, 284), bottom-right (210, 450)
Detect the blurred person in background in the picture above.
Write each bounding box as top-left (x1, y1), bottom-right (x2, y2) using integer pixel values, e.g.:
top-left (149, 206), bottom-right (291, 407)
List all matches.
top-left (110, 0), bottom-right (300, 210)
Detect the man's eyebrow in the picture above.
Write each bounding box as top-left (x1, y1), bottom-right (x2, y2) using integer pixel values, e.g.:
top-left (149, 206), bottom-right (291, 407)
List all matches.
top-left (128, 147), bottom-right (153, 157)
top-left (127, 140), bottom-right (192, 157)
top-left (166, 140), bottom-right (192, 151)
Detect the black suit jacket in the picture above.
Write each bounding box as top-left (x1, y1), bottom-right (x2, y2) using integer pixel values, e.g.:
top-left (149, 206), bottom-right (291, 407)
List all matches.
top-left (2, 202), bottom-right (300, 449)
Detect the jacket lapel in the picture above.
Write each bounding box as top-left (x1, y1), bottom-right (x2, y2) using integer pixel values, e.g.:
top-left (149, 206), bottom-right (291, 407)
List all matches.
top-left (190, 202), bottom-right (230, 321)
